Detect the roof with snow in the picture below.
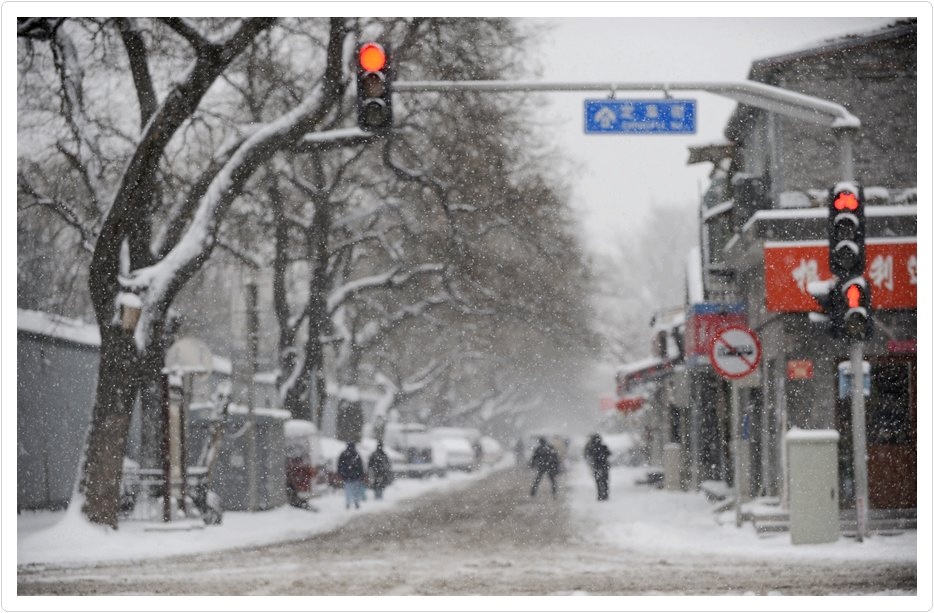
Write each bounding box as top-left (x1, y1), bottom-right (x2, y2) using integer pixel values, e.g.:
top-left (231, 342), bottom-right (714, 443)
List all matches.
top-left (18, 308), bottom-right (235, 375)
top-left (17, 308), bottom-right (101, 347)
top-left (747, 20), bottom-right (916, 80)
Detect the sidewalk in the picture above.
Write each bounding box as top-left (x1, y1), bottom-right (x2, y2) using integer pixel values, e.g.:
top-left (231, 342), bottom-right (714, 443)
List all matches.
top-left (565, 461), bottom-right (917, 564)
top-left (17, 461), bottom-right (503, 566)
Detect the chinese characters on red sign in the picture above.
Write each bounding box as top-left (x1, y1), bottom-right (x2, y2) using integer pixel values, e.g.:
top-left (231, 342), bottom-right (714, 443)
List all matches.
top-left (764, 240), bottom-right (917, 312)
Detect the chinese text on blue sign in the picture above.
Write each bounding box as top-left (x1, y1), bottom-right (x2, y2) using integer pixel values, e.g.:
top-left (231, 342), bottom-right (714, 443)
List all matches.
top-left (584, 99), bottom-right (696, 134)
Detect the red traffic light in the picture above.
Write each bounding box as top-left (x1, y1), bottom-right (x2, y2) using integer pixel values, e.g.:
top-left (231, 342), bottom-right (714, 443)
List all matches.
top-left (845, 284), bottom-right (863, 308)
top-left (358, 43), bottom-right (386, 72)
top-left (834, 191), bottom-right (859, 211)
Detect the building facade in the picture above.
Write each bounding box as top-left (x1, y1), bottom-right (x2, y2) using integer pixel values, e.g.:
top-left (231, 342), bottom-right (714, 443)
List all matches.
top-left (694, 21), bottom-right (917, 511)
top-left (617, 21), bottom-right (918, 514)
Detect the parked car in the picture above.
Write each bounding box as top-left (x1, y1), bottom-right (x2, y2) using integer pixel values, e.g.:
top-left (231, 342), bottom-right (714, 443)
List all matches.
top-left (430, 427), bottom-right (483, 470)
top-left (384, 422), bottom-right (446, 478)
top-left (432, 435), bottom-right (476, 472)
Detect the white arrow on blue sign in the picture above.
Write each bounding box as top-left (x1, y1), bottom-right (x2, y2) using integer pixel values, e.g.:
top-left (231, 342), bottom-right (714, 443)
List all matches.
top-left (584, 99), bottom-right (696, 134)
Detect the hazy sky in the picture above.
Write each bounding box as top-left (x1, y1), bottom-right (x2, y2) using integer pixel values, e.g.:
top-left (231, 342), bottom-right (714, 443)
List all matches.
top-left (525, 16), bottom-right (900, 259)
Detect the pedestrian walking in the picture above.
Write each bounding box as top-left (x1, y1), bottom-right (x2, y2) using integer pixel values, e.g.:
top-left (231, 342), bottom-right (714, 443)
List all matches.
top-left (338, 441), bottom-right (366, 510)
top-left (584, 433), bottom-right (611, 501)
top-left (367, 441), bottom-right (394, 500)
top-left (529, 437), bottom-right (561, 498)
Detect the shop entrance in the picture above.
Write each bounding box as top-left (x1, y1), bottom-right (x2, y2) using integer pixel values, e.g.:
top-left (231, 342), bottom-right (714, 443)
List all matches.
top-left (836, 354), bottom-right (916, 510)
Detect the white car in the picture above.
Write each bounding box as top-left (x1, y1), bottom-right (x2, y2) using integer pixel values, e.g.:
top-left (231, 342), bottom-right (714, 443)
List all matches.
top-left (432, 436), bottom-right (476, 472)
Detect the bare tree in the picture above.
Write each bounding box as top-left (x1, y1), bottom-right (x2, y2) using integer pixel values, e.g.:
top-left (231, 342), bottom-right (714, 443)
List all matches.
top-left (18, 17), bottom-right (362, 526)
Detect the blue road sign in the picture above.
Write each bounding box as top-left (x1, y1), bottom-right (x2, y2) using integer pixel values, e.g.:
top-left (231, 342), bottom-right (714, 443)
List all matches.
top-left (584, 99), bottom-right (696, 134)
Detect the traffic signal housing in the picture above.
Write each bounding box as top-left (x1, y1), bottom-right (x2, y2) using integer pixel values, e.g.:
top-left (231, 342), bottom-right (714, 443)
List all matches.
top-left (826, 183), bottom-right (872, 340)
top-left (828, 184), bottom-right (866, 280)
top-left (839, 277), bottom-right (873, 340)
top-left (355, 42), bottom-right (393, 132)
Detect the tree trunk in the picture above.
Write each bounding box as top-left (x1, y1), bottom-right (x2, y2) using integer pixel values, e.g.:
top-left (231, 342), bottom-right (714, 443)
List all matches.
top-left (80, 328), bottom-right (140, 527)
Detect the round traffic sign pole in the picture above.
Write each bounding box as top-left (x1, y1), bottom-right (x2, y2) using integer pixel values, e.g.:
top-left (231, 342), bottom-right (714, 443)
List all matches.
top-left (709, 326), bottom-right (762, 380)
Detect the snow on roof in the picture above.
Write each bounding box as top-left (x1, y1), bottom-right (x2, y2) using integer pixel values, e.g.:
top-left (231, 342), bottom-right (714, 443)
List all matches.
top-left (741, 204), bottom-right (917, 234)
top-left (617, 356), bottom-right (663, 377)
top-left (17, 308), bottom-right (101, 347)
top-left (750, 21), bottom-right (916, 77)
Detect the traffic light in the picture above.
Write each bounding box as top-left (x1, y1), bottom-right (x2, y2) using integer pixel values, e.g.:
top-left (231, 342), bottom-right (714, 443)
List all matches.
top-left (809, 280), bottom-right (844, 338)
top-left (828, 184), bottom-right (866, 280)
top-left (839, 277), bottom-right (873, 340)
top-left (827, 183), bottom-right (872, 339)
top-left (356, 42), bottom-right (393, 132)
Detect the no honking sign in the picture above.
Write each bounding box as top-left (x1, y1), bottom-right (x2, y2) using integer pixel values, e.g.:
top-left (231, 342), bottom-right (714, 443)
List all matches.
top-left (709, 326), bottom-right (762, 380)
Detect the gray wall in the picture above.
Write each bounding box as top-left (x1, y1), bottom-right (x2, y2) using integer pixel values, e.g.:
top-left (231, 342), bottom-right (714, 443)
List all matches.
top-left (17, 332), bottom-right (98, 510)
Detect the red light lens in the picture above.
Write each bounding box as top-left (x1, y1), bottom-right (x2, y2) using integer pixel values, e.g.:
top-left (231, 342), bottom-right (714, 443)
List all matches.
top-left (846, 284), bottom-right (862, 308)
top-left (359, 43), bottom-right (386, 72)
top-left (834, 192), bottom-right (859, 211)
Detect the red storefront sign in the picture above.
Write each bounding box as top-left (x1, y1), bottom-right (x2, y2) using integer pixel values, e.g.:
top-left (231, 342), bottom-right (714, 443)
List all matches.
top-left (786, 359), bottom-right (814, 380)
top-left (684, 304), bottom-right (746, 357)
top-left (615, 396), bottom-right (644, 413)
top-left (764, 239), bottom-right (917, 313)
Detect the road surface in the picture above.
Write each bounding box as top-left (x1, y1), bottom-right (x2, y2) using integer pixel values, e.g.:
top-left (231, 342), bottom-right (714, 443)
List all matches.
top-left (17, 467), bottom-right (915, 595)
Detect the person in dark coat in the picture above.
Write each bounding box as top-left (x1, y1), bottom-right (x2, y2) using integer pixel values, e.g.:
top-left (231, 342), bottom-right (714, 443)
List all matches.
top-left (584, 433), bottom-right (611, 501)
top-left (529, 437), bottom-right (561, 498)
top-left (367, 441), bottom-right (393, 500)
top-left (338, 442), bottom-right (366, 510)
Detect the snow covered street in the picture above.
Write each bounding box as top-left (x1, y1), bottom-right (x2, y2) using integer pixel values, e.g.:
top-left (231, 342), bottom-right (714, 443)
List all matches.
top-left (14, 457), bottom-right (919, 606)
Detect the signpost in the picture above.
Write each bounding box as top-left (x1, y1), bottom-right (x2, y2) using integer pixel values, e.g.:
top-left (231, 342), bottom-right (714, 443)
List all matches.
top-left (709, 325), bottom-right (762, 527)
top-left (584, 99), bottom-right (696, 134)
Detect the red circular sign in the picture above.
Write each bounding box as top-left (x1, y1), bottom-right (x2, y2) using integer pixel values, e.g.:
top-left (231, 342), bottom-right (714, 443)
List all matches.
top-left (709, 326), bottom-right (762, 380)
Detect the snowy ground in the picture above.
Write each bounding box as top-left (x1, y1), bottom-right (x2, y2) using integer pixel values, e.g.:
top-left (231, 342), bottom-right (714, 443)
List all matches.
top-left (567, 462), bottom-right (917, 565)
top-left (17, 463), bottom-right (497, 566)
top-left (13, 456), bottom-right (926, 608)
top-left (18, 457), bottom-right (917, 567)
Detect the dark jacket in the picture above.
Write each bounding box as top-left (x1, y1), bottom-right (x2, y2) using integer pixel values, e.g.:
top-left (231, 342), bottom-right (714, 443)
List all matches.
top-left (367, 446), bottom-right (393, 489)
top-left (584, 437), bottom-right (611, 472)
top-left (529, 441), bottom-right (560, 474)
top-left (338, 445), bottom-right (365, 481)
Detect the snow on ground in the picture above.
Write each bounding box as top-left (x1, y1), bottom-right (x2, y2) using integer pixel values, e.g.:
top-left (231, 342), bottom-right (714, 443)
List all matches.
top-left (566, 461), bottom-right (916, 564)
top-left (18, 456), bottom-right (918, 569)
top-left (17, 464), bottom-right (498, 566)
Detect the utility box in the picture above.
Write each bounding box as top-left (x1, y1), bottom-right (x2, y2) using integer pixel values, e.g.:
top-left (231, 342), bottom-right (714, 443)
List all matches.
top-left (786, 428), bottom-right (840, 545)
top-left (663, 443), bottom-right (682, 491)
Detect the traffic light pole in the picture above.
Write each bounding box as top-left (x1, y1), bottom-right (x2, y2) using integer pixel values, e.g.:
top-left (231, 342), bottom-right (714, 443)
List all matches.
top-left (836, 129), bottom-right (870, 542)
top-left (850, 341), bottom-right (870, 541)
top-left (393, 79), bottom-right (860, 130)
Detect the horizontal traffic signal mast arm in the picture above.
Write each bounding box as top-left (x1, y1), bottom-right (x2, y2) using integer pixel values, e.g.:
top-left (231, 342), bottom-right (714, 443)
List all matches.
top-left (392, 80), bottom-right (860, 129)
